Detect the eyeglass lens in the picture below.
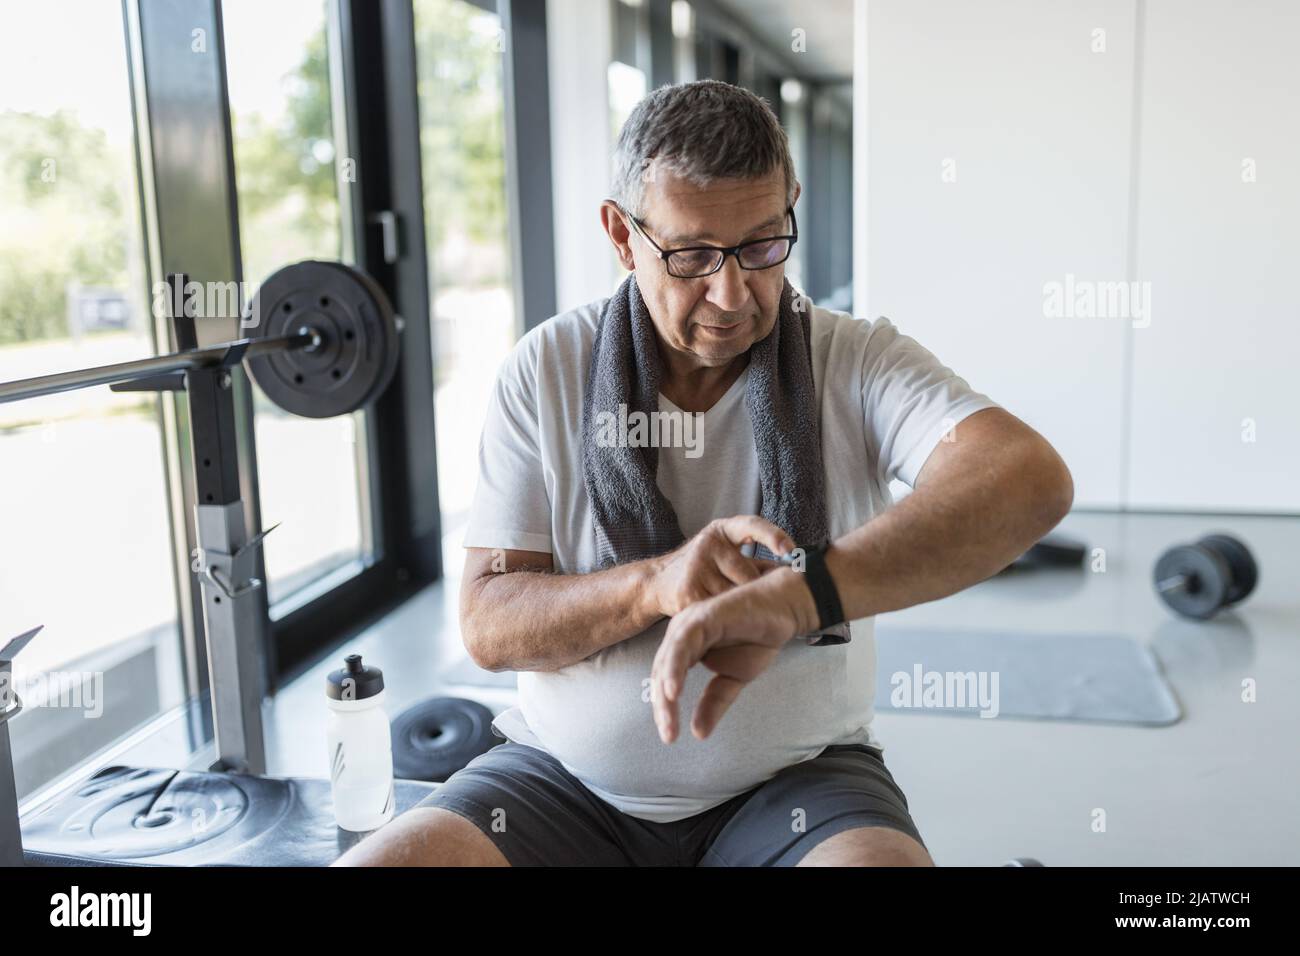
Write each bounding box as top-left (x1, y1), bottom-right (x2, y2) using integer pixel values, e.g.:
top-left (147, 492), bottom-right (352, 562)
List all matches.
top-left (667, 238), bottom-right (792, 277)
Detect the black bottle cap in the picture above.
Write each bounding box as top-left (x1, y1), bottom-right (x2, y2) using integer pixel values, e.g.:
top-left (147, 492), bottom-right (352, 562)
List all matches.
top-left (326, 653), bottom-right (385, 701)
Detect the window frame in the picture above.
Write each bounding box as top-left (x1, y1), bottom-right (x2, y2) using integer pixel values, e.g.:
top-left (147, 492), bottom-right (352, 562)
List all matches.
top-left (131, 0), bottom-right (445, 708)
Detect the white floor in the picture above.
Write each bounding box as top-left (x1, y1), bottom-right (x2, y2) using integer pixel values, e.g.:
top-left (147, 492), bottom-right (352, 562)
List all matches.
top-left (873, 511), bottom-right (1299, 866)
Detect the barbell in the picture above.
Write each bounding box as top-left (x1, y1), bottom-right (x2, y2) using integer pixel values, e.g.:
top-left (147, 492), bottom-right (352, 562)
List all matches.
top-left (0, 261), bottom-right (400, 419)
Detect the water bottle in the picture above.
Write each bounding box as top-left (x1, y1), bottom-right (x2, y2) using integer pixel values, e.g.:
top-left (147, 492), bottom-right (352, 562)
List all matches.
top-left (325, 653), bottom-right (395, 832)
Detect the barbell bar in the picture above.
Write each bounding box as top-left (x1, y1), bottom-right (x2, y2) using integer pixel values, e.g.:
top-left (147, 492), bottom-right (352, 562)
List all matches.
top-left (0, 331), bottom-right (317, 405)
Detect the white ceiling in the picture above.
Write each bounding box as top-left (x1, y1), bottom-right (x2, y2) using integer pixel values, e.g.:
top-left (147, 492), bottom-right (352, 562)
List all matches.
top-left (712, 0), bottom-right (855, 80)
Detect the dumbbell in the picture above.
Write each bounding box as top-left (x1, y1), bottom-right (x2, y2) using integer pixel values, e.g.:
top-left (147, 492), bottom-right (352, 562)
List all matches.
top-left (1153, 533), bottom-right (1258, 620)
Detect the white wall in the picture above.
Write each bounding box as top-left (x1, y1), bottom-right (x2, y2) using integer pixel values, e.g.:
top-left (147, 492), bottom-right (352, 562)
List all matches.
top-left (857, 0), bottom-right (1299, 512)
top-left (1126, 0), bottom-right (1300, 511)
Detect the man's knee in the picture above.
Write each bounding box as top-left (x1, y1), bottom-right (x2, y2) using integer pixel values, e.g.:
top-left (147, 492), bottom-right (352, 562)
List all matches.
top-left (331, 806), bottom-right (510, 867)
top-left (796, 825), bottom-right (934, 867)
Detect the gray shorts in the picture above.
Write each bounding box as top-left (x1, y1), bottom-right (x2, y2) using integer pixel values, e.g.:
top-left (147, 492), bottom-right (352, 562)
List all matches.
top-left (414, 740), bottom-right (926, 866)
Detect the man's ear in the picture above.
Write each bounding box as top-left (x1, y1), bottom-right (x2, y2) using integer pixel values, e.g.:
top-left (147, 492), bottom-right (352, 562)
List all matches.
top-left (791, 179), bottom-right (802, 208)
top-left (600, 200), bottom-right (636, 271)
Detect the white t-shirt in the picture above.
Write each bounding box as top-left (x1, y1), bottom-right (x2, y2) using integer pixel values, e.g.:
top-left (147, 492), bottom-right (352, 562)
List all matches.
top-left (463, 298), bottom-right (998, 822)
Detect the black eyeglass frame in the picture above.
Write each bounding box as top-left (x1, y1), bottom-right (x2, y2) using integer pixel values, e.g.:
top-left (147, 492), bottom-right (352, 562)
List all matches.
top-left (619, 204), bottom-right (799, 279)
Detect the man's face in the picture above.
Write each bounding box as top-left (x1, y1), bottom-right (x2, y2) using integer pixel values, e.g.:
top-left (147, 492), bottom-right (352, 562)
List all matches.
top-left (612, 168), bottom-right (797, 368)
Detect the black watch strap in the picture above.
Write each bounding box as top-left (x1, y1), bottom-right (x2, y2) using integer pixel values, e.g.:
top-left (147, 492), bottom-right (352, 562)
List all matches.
top-left (799, 542), bottom-right (849, 645)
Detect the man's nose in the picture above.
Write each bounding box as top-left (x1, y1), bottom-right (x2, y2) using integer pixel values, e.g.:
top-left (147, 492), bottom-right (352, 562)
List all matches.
top-left (703, 255), bottom-right (750, 313)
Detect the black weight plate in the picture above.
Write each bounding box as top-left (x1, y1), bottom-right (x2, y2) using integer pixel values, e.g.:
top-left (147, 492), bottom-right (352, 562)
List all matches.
top-left (1153, 543), bottom-right (1230, 620)
top-left (319, 260), bottom-right (400, 408)
top-left (390, 696), bottom-right (498, 783)
top-left (244, 261), bottom-right (398, 418)
top-left (1198, 534), bottom-right (1258, 606)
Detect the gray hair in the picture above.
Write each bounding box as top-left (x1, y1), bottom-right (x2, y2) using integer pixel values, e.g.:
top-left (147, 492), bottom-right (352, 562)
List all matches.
top-left (611, 80), bottom-right (796, 217)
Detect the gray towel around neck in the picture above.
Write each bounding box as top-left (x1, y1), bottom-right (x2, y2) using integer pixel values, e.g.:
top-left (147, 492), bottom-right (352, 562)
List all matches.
top-left (581, 272), bottom-right (828, 569)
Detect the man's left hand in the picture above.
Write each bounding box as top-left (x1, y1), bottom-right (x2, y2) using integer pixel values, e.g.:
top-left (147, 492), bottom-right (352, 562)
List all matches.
top-left (650, 568), bottom-right (818, 743)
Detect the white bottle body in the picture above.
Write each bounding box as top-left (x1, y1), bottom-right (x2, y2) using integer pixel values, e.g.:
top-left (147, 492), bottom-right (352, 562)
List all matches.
top-left (326, 690), bottom-right (395, 832)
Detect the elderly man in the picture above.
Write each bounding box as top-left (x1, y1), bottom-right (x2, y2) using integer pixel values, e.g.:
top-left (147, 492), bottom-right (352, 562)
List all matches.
top-left (337, 80), bottom-right (1072, 867)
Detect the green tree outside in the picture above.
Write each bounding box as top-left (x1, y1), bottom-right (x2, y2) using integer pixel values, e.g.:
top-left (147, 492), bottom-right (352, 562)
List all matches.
top-left (0, 110), bottom-right (134, 344)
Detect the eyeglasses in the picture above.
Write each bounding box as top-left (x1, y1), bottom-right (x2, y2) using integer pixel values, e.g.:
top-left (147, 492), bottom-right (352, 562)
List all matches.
top-left (620, 205), bottom-right (798, 279)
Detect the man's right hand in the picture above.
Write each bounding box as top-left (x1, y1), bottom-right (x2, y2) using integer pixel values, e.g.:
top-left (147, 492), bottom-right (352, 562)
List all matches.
top-left (648, 515), bottom-right (795, 618)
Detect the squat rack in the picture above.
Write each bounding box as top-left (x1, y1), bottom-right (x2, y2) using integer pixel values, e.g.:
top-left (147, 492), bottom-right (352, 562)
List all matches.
top-left (0, 265), bottom-right (398, 865)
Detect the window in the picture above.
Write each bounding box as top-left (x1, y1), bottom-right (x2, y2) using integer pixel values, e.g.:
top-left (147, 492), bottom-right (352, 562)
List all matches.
top-left (610, 0), bottom-right (650, 142)
top-left (413, 0), bottom-right (517, 546)
top-left (0, 0), bottom-right (182, 801)
top-left (780, 79), bottom-right (809, 292)
top-left (223, 0), bottom-right (374, 608)
top-left (671, 1), bottom-right (696, 83)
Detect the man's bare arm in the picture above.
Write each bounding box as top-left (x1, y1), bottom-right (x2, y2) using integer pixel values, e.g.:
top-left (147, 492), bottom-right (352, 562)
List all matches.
top-left (459, 548), bottom-right (659, 673)
top-left (649, 407), bottom-right (1075, 742)
top-left (820, 406), bottom-right (1075, 623)
top-left (460, 516), bottom-right (794, 673)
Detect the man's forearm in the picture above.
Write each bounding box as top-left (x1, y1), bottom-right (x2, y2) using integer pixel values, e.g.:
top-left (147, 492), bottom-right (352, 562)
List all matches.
top-left (821, 417), bottom-right (1073, 624)
top-left (462, 560), bottom-right (663, 672)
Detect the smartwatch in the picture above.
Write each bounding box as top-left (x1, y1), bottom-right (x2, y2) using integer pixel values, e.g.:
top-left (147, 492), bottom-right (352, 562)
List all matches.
top-left (791, 542), bottom-right (850, 646)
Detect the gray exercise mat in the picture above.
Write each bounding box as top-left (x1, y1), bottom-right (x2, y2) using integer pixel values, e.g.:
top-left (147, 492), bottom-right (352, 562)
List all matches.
top-left (873, 628), bottom-right (1181, 726)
